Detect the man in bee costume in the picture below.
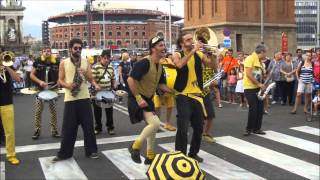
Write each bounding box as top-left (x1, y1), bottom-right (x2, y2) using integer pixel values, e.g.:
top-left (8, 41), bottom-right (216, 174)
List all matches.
top-left (127, 36), bottom-right (174, 164)
top-left (30, 47), bottom-right (60, 139)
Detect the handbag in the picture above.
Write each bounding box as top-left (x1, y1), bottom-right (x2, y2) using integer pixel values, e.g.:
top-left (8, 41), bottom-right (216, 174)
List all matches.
top-left (285, 62), bottom-right (294, 82)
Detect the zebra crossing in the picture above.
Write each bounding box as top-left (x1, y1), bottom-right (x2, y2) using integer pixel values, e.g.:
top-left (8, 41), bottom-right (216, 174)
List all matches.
top-left (1, 125), bottom-right (319, 180)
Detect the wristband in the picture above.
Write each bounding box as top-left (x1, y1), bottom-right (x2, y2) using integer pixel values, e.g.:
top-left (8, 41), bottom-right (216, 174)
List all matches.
top-left (135, 94), bottom-right (143, 103)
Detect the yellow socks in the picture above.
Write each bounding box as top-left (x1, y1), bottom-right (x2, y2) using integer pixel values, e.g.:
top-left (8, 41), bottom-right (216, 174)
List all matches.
top-left (132, 140), bottom-right (142, 150)
top-left (146, 149), bottom-right (155, 160)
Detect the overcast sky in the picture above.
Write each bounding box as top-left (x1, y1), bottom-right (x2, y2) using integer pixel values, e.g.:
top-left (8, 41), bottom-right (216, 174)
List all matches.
top-left (6, 0), bottom-right (184, 38)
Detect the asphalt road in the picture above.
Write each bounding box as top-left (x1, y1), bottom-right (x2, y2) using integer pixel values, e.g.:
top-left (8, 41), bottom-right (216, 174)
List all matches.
top-left (0, 93), bottom-right (319, 180)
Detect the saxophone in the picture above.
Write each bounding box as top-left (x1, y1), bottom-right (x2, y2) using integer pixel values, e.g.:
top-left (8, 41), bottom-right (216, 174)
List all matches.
top-left (203, 69), bottom-right (224, 88)
top-left (257, 82), bottom-right (276, 101)
top-left (71, 58), bottom-right (84, 97)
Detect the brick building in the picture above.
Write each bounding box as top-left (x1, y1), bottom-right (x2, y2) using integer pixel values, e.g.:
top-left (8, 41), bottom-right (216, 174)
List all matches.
top-left (184, 0), bottom-right (297, 56)
top-left (48, 8), bottom-right (182, 50)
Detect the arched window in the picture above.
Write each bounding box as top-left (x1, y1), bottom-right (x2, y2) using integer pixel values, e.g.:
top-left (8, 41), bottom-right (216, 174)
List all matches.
top-left (64, 42), bottom-right (68, 49)
top-left (83, 41), bottom-right (87, 47)
top-left (83, 32), bottom-right (88, 37)
top-left (126, 32), bottom-right (130, 36)
top-left (117, 32), bottom-right (121, 36)
top-left (117, 40), bottom-right (122, 46)
top-left (134, 40), bottom-right (139, 47)
top-left (134, 31), bottom-right (138, 36)
top-left (108, 40), bottom-right (113, 45)
top-left (59, 42), bottom-right (63, 49)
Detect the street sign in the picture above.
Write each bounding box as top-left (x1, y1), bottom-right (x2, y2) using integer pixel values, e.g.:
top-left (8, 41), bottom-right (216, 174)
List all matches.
top-left (223, 37), bottom-right (231, 48)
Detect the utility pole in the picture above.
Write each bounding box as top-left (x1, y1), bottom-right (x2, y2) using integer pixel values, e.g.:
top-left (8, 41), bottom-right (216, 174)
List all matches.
top-left (168, 0), bottom-right (172, 52)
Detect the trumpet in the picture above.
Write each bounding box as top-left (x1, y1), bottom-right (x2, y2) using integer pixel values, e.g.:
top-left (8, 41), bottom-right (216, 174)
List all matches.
top-left (0, 51), bottom-right (15, 67)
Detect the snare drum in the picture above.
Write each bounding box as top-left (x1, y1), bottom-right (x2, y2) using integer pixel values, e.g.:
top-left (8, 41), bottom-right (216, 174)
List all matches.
top-left (37, 90), bottom-right (59, 101)
top-left (95, 91), bottom-right (116, 108)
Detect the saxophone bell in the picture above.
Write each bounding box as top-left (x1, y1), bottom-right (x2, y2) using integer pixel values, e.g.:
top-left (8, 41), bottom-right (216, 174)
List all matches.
top-left (257, 82), bottom-right (276, 101)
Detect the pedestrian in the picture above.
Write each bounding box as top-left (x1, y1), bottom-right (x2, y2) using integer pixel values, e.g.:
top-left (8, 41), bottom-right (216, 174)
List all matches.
top-left (236, 64), bottom-right (246, 107)
top-left (52, 38), bottom-right (100, 162)
top-left (30, 47), bottom-right (60, 139)
top-left (280, 53), bottom-right (297, 106)
top-left (0, 62), bottom-right (21, 165)
top-left (227, 68), bottom-right (237, 104)
top-left (118, 52), bottom-right (131, 104)
top-left (23, 54), bottom-right (34, 88)
top-left (268, 51), bottom-right (285, 105)
top-left (243, 44), bottom-right (267, 136)
top-left (291, 51), bottom-right (314, 114)
top-left (221, 49), bottom-right (239, 100)
top-left (172, 32), bottom-right (217, 162)
top-left (91, 49), bottom-right (117, 135)
top-left (127, 36), bottom-right (173, 165)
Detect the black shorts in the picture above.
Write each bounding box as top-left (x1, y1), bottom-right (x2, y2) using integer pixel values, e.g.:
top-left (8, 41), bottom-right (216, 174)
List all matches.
top-left (127, 95), bottom-right (155, 124)
top-left (203, 93), bottom-right (215, 120)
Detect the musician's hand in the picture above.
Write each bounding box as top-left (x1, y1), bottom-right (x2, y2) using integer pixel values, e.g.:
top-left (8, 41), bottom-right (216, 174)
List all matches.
top-left (39, 81), bottom-right (48, 88)
top-left (78, 68), bottom-right (87, 76)
top-left (0, 65), bottom-right (5, 72)
top-left (138, 99), bottom-right (148, 108)
top-left (66, 83), bottom-right (76, 90)
top-left (258, 83), bottom-right (265, 90)
top-left (95, 84), bottom-right (101, 91)
top-left (192, 42), bottom-right (203, 52)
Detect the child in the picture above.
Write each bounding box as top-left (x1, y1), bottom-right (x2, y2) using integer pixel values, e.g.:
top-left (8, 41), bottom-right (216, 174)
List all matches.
top-left (228, 68), bottom-right (237, 104)
top-left (235, 64), bottom-right (246, 107)
top-left (312, 90), bottom-right (320, 116)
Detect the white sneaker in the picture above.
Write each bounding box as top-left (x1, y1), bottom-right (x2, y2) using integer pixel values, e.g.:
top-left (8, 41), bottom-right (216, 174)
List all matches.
top-left (218, 104), bottom-right (223, 108)
top-left (271, 101), bottom-right (277, 105)
top-left (313, 112), bottom-right (318, 116)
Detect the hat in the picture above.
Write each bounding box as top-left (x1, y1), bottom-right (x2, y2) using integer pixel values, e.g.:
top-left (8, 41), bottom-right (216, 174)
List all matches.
top-left (101, 49), bottom-right (111, 58)
top-left (149, 36), bottom-right (164, 50)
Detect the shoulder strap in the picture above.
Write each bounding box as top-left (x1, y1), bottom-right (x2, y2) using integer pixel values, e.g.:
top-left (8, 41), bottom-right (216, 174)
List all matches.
top-left (96, 66), bottom-right (108, 84)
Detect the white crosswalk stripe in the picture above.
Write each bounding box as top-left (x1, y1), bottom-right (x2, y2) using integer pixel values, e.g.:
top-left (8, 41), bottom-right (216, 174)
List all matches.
top-left (102, 148), bottom-right (148, 180)
top-left (215, 136), bottom-right (320, 180)
top-left (39, 156), bottom-right (87, 180)
top-left (290, 126), bottom-right (320, 136)
top-left (159, 143), bottom-right (266, 180)
top-left (256, 130), bottom-right (320, 154)
top-left (3, 126), bottom-right (320, 180)
top-left (0, 161), bottom-right (5, 180)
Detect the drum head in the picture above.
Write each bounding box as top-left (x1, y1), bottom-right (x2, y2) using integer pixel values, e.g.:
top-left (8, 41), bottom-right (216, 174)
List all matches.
top-left (20, 88), bottom-right (38, 95)
top-left (96, 91), bottom-right (115, 101)
top-left (115, 90), bottom-right (128, 97)
top-left (37, 90), bottom-right (58, 101)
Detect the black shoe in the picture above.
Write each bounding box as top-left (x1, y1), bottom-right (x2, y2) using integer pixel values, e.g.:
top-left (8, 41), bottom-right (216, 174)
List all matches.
top-left (188, 154), bottom-right (203, 163)
top-left (128, 144), bottom-right (141, 164)
top-left (51, 131), bottom-right (60, 138)
top-left (253, 130), bottom-right (266, 135)
top-left (52, 156), bottom-right (67, 163)
top-left (243, 130), bottom-right (251, 136)
top-left (144, 157), bottom-right (154, 165)
top-left (32, 130), bottom-right (40, 140)
top-left (87, 153), bottom-right (99, 159)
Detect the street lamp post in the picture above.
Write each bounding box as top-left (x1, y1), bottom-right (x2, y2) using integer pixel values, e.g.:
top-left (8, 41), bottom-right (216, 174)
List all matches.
top-left (98, 2), bottom-right (108, 49)
top-left (260, 0), bottom-right (264, 44)
top-left (66, 15), bottom-right (73, 41)
top-left (168, 0), bottom-right (172, 52)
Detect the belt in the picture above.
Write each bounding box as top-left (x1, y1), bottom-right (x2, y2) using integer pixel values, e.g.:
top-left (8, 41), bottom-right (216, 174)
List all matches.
top-left (177, 93), bottom-right (207, 117)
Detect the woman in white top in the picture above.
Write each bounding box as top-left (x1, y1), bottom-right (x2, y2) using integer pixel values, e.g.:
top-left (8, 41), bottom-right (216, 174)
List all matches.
top-left (23, 55), bottom-right (34, 88)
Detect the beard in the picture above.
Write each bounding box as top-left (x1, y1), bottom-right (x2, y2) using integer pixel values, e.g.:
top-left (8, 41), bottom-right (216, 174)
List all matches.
top-left (72, 51), bottom-right (81, 59)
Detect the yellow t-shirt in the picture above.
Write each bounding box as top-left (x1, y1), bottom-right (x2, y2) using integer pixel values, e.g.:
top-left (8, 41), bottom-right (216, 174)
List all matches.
top-left (243, 52), bottom-right (263, 89)
top-left (177, 51), bottom-right (204, 94)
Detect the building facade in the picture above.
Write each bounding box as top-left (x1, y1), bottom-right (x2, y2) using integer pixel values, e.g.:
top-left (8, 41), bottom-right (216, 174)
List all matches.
top-left (295, 0), bottom-right (320, 50)
top-left (48, 8), bottom-right (182, 50)
top-left (184, 0), bottom-right (297, 56)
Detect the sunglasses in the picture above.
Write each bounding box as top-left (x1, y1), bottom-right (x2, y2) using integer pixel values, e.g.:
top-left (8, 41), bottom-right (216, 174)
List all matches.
top-left (73, 46), bottom-right (82, 51)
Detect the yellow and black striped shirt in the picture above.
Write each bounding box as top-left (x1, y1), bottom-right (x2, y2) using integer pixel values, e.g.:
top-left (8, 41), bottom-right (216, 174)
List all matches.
top-left (92, 63), bottom-right (115, 90)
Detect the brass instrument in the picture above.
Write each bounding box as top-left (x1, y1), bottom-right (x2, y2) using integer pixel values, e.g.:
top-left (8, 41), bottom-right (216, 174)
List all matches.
top-left (203, 69), bottom-right (224, 88)
top-left (193, 27), bottom-right (223, 54)
top-left (257, 82), bottom-right (276, 101)
top-left (0, 51), bottom-right (15, 67)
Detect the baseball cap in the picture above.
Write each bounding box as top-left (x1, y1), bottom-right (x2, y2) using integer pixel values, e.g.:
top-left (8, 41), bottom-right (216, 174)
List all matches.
top-left (148, 36), bottom-right (164, 50)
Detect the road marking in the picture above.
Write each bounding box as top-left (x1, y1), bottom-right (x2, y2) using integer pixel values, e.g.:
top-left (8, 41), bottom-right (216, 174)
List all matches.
top-left (0, 161), bottom-right (5, 180)
top-left (159, 143), bottom-right (265, 180)
top-left (216, 136), bottom-right (320, 180)
top-left (114, 103), bottom-right (169, 132)
top-left (39, 156), bottom-right (87, 180)
top-left (0, 131), bottom-right (175, 155)
top-left (102, 148), bottom-right (148, 180)
top-left (256, 130), bottom-right (319, 154)
top-left (290, 126), bottom-right (320, 136)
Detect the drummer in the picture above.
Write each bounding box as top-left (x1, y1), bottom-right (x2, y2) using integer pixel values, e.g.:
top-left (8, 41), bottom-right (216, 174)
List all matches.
top-left (91, 50), bottom-right (117, 135)
top-left (153, 54), bottom-right (176, 131)
top-left (30, 47), bottom-right (60, 140)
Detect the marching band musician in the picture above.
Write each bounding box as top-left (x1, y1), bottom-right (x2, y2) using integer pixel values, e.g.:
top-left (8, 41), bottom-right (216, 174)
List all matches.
top-left (0, 56), bottom-right (21, 165)
top-left (53, 38), bottom-right (100, 162)
top-left (172, 32), bottom-right (217, 163)
top-left (153, 54), bottom-right (176, 131)
top-left (30, 47), bottom-right (60, 139)
top-left (127, 36), bottom-right (174, 164)
top-left (91, 50), bottom-right (117, 135)
top-left (243, 45), bottom-right (267, 136)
